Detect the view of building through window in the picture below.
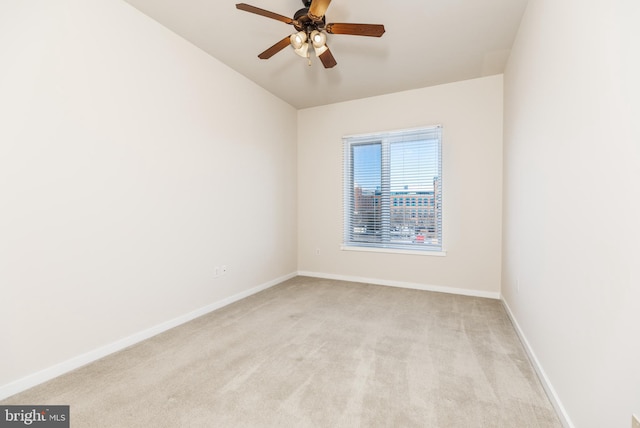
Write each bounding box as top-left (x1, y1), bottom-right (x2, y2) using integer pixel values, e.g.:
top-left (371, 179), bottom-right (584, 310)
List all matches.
top-left (344, 127), bottom-right (442, 251)
top-left (352, 179), bottom-right (440, 244)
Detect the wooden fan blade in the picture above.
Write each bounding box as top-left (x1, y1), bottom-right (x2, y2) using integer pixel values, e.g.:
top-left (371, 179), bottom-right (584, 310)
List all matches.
top-left (258, 36), bottom-right (292, 59)
top-left (236, 3), bottom-right (293, 25)
top-left (318, 47), bottom-right (337, 68)
top-left (326, 23), bottom-right (385, 37)
top-left (308, 0), bottom-right (332, 21)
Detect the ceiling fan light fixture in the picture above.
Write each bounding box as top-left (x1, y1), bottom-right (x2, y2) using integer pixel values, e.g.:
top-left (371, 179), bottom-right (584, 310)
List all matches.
top-left (313, 44), bottom-right (328, 57)
top-left (310, 30), bottom-right (326, 47)
top-left (309, 30), bottom-right (328, 57)
top-left (293, 41), bottom-right (309, 58)
top-left (290, 31), bottom-right (307, 49)
top-left (237, 2), bottom-right (386, 68)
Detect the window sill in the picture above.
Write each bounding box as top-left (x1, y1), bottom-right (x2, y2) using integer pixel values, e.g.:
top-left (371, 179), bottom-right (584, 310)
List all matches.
top-left (341, 245), bottom-right (447, 257)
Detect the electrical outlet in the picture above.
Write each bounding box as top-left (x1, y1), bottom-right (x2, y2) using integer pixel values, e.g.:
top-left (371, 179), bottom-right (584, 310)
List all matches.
top-left (221, 265), bottom-right (227, 275)
top-left (632, 414), bottom-right (640, 428)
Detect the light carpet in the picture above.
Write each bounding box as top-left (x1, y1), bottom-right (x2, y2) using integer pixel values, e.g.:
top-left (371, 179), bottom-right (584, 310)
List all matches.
top-left (2, 276), bottom-right (562, 427)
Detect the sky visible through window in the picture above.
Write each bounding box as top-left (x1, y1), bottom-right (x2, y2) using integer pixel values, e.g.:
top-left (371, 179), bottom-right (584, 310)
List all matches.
top-left (353, 139), bottom-right (439, 192)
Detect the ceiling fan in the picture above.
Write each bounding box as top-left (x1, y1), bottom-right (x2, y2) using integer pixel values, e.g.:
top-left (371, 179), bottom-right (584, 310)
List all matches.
top-left (236, 0), bottom-right (385, 68)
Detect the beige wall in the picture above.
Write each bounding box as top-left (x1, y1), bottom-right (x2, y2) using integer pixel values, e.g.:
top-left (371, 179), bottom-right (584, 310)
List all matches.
top-left (0, 0), bottom-right (297, 395)
top-left (298, 76), bottom-right (504, 297)
top-left (502, 0), bottom-right (640, 426)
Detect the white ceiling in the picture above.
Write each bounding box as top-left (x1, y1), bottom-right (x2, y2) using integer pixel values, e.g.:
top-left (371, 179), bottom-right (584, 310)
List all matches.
top-left (122, 0), bottom-right (528, 109)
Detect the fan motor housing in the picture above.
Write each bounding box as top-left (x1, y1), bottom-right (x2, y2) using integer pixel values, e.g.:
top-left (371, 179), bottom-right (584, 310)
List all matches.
top-left (294, 7), bottom-right (326, 31)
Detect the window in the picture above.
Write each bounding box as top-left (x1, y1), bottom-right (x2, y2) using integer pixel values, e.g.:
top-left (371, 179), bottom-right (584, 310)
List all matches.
top-left (343, 126), bottom-right (442, 253)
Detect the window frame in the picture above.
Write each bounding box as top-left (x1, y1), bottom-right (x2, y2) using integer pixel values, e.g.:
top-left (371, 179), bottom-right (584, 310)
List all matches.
top-left (342, 125), bottom-right (445, 256)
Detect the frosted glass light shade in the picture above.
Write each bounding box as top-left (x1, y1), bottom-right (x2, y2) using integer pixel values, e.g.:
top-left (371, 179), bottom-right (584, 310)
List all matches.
top-left (293, 42), bottom-right (309, 58)
top-left (310, 30), bottom-right (328, 56)
top-left (290, 31), bottom-right (307, 49)
top-left (310, 30), bottom-right (326, 48)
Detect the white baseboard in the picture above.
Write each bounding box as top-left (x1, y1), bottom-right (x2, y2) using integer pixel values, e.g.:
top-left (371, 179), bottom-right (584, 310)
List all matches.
top-left (0, 272), bottom-right (297, 401)
top-left (297, 271), bottom-right (501, 300)
top-left (501, 298), bottom-right (574, 428)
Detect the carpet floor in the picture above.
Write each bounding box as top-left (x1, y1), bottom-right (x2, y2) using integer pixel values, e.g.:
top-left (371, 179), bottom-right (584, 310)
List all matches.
top-left (2, 276), bottom-right (562, 427)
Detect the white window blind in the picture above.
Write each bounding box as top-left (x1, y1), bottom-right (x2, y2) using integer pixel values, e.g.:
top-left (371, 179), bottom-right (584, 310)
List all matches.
top-left (343, 126), bottom-right (442, 252)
